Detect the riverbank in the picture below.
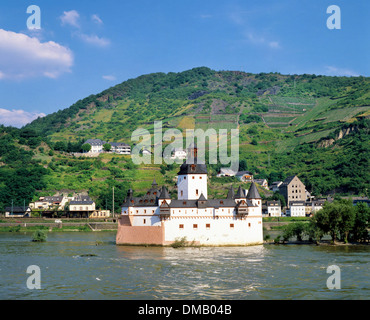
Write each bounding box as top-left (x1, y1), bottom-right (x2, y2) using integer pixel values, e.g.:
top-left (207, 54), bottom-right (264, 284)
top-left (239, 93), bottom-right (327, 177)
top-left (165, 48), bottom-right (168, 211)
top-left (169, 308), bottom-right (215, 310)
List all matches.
top-left (0, 222), bottom-right (117, 232)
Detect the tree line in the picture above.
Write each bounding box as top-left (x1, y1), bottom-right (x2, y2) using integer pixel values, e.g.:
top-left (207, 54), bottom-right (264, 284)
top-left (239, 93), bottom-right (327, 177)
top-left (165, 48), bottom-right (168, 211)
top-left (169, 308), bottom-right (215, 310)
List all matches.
top-left (276, 200), bottom-right (369, 244)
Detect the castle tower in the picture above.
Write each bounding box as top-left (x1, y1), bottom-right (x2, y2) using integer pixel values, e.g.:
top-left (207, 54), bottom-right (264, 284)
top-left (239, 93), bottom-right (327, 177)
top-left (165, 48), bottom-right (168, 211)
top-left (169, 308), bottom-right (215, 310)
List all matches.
top-left (158, 185), bottom-right (171, 205)
top-left (246, 182), bottom-right (262, 215)
top-left (177, 144), bottom-right (208, 200)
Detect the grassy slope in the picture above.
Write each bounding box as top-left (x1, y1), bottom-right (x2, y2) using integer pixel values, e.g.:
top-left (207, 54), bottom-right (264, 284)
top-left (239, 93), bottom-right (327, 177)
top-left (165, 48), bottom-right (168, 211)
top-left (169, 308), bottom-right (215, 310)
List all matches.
top-left (17, 68), bottom-right (370, 199)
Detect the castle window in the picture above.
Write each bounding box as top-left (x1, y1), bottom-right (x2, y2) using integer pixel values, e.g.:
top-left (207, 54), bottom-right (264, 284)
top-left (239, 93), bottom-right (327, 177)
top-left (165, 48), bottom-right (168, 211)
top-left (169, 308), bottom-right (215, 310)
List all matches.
top-left (143, 219), bottom-right (146, 224)
top-left (220, 200), bottom-right (223, 204)
top-left (144, 209), bottom-right (146, 213)
top-left (206, 224), bottom-right (210, 229)
top-left (192, 176), bottom-right (195, 179)
top-left (248, 223), bottom-right (251, 227)
top-left (196, 189), bottom-right (199, 196)
top-left (152, 210), bottom-right (154, 213)
top-left (183, 201), bottom-right (186, 205)
top-left (199, 176), bottom-right (202, 179)
top-left (184, 176), bottom-right (186, 180)
top-left (193, 224), bottom-right (198, 229)
top-left (179, 224), bottom-right (184, 229)
top-left (181, 190), bottom-right (183, 197)
top-left (136, 210), bottom-right (138, 213)
top-left (230, 224), bottom-right (234, 229)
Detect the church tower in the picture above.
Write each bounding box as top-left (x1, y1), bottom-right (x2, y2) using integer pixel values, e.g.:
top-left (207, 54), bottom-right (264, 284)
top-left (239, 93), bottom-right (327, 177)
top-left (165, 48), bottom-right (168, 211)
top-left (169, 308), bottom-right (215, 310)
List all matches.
top-left (177, 144), bottom-right (208, 200)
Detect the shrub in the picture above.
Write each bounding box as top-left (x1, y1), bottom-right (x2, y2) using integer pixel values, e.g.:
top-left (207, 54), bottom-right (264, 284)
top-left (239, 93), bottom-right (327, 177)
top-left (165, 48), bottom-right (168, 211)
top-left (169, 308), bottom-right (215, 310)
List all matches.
top-left (170, 237), bottom-right (188, 248)
top-left (31, 230), bottom-right (47, 242)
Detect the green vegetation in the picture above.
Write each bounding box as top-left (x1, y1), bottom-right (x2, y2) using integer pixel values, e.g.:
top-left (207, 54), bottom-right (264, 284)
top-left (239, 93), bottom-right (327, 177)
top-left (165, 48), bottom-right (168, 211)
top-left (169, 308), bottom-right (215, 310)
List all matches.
top-left (0, 68), bottom-right (369, 212)
top-left (31, 229), bottom-right (47, 242)
top-left (277, 200), bottom-right (369, 244)
top-left (170, 236), bottom-right (188, 248)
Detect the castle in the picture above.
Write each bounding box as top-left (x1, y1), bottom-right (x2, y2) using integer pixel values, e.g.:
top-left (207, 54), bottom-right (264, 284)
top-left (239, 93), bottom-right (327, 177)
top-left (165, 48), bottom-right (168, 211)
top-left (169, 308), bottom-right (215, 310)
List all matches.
top-left (116, 146), bottom-right (263, 246)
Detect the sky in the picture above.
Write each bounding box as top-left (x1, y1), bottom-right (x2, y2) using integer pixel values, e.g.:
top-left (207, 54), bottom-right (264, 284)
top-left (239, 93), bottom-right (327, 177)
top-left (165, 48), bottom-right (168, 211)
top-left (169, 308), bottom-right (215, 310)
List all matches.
top-left (0, 0), bottom-right (368, 127)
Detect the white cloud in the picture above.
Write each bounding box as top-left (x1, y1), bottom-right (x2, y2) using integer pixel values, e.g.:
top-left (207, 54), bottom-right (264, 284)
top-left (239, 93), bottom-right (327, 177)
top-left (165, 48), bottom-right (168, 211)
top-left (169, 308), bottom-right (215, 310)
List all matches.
top-left (0, 108), bottom-right (46, 128)
top-left (269, 41), bottom-right (280, 49)
top-left (244, 31), bottom-right (280, 49)
top-left (102, 75), bottom-right (116, 81)
top-left (0, 29), bottom-right (73, 79)
top-left (324, 66), bottom-right (359, 77)
top-left (60, 10), bottom-right (80, 28)
top-left (77, 33), bottom-right (110, 47)
top-left (92, 14), bottom-right (103, 25)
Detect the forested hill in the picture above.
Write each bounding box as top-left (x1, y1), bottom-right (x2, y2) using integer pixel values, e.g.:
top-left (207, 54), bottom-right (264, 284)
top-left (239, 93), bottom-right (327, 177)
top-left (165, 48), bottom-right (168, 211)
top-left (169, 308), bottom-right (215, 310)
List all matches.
top-left (26, 67), bottom-right (370, 142)
top-left (0, 67), bottom-right (369, 210)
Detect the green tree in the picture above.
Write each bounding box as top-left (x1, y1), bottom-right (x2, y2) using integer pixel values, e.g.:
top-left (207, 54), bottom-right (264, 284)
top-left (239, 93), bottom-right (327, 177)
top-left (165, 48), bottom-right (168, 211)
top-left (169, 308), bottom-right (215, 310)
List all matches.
top-left (81, 143), bottom-right (91, 153)
top-left (103, 143), bottom-right (112, 152)
top-left (351, 202), bottom-right (369, 242)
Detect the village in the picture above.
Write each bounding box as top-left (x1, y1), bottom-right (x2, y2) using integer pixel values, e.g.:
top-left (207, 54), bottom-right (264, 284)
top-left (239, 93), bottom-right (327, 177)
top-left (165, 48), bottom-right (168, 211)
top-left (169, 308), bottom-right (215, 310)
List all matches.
top-left (1, 138), bottom-right (368, 222)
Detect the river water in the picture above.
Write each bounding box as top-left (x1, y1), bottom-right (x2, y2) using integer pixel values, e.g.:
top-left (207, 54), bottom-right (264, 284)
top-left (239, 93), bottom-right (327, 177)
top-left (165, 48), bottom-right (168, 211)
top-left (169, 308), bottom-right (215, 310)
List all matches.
top-left (0, 232), bottom-right (368, 300)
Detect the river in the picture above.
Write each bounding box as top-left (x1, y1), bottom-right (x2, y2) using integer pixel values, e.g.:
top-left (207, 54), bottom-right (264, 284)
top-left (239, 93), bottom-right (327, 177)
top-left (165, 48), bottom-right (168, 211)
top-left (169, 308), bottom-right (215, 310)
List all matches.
top-left (0, 232), bottom-right (368, 300)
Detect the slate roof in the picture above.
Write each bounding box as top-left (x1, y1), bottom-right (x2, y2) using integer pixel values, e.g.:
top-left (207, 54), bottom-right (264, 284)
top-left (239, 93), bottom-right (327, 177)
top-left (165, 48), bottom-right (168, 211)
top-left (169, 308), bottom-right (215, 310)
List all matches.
top-left (5, 206), bottom-right (31, 213)
top-left (158, 186), bottom-right (170, 199)
top-left (246, 182), bottom-right (261, 199)
top-left (85, 139), bottom-right (106, 146)
top-left (177, 159), bottom-right (208, 175)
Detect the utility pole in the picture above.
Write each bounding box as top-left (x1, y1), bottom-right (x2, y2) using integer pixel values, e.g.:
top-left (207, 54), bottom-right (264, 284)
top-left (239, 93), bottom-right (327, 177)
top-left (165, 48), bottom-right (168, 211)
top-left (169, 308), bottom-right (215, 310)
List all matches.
top-left (112, 187), bottom-right (115, 219)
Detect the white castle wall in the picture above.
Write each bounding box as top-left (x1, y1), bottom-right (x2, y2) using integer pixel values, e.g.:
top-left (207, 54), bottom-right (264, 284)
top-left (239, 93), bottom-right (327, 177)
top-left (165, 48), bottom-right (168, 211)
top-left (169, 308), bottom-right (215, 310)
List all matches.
top-left (164, 216), bottom-right (263, 245)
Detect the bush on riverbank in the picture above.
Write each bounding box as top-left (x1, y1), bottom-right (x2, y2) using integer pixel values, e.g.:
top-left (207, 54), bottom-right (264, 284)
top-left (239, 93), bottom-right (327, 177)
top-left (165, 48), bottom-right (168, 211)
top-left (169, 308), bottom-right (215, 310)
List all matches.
top-left (32, 230), bottom-right (47, 242)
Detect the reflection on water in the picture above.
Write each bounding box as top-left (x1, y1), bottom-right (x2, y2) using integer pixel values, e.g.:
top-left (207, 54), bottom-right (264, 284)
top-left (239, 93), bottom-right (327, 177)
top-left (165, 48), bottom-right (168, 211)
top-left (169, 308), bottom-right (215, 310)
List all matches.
top-left (0, 232), bottom-right (368, 300)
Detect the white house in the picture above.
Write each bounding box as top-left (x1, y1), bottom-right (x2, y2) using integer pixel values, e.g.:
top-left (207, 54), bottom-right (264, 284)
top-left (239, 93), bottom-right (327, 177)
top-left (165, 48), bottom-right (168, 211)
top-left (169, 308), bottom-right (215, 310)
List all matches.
top-left (5, 206), bottom-right (32, 217)
top-left (84, 139), bottom-right (106, 153)
top-left (287, 201), bottom-right (306, 217)
top-left (171, 148), bottom-right (187, 160)
top-left (69, 195), bottom-right (96, 217)
top-left (217, 168), bottom-right (237, 177)
top-left (109, 142), bottom-right (131, 155)
top-left (116, 145), bottom-right (263, 246)
top-left (266, 200), bottom-right (281, 217)
top-left (254, 179), bottom-right (269, 190)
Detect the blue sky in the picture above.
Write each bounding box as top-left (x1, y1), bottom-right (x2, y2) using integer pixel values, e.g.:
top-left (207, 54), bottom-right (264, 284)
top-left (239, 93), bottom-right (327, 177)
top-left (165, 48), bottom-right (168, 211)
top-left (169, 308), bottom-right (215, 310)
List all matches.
top-left (0, 0), bottom-right (368, 127)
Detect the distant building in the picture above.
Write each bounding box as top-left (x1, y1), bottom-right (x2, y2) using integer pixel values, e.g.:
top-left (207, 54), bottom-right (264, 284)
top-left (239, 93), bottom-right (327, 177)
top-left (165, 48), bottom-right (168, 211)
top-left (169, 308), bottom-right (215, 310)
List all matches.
top-left (109, 142), bottom-right (131, 155)
top-left (305, 200), bottom-right (326, 216)
top-left (171, 148), bottom-right (187, 160)
top-left (84, 139), bottom-right (106, 153)
top-left (69, 195), bottom-right (96, 218)
top-left (217, 168), bottom-right (237, 177)
top-left (267, 200), bottom-right (281, 217)
top-left (270, 181), bottom-right (283, 192)
top-left (253, 179), bottom-right (268, 190)
top-left (235, 171), bottom-right (253, 182)
top-left (5, 206), bottom-right (32, 218)
top-left (84, 139), bottom-right (131, 155)
top-left (89, 210), bottom-right (111, 218)
top-left (29, 196), bottom-right (70, 211)
top-left (142, 149), bottom-right (152, 155)
top-left (287, 201), bottom-right (306, 217)
top-left (279, 175), bottom-right (306, 205)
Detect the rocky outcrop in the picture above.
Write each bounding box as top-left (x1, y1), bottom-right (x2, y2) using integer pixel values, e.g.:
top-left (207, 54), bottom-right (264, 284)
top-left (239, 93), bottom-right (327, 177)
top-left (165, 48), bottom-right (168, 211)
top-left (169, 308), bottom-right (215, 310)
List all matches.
top-left (318, 126), bottom-right (358, 148)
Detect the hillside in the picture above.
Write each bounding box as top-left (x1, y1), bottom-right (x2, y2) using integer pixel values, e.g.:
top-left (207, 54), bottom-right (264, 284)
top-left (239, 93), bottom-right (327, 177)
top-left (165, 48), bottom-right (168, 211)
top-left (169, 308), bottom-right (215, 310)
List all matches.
top-left (1, 67), bottom-right (369, 211)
